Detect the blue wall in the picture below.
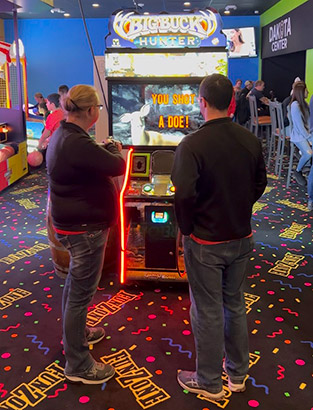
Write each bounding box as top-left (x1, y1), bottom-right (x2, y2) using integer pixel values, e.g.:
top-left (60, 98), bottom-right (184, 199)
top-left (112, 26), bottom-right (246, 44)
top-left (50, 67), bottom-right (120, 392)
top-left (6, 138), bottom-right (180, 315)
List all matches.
top-left (5, 15), bottom-right (260, 103)
top-left (223, 15), bottom-right (260, 85)
top-left (4, 18), bottom-right (109, 102)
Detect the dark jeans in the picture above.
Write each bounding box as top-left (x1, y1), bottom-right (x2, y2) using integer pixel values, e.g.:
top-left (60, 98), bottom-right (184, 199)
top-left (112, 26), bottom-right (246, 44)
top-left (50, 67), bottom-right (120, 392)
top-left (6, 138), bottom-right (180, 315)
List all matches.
top-left (56, 229), bottom-right (109, 375)
top-left (183, 235), bottom-right (254, 392)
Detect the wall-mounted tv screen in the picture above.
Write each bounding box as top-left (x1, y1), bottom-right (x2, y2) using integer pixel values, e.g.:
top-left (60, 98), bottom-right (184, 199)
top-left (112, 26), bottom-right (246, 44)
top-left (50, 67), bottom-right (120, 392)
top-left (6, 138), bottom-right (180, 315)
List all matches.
top-left (110, 82), bottom-right (203, 146)
top-left (222, 27), bottom-right (257, 58)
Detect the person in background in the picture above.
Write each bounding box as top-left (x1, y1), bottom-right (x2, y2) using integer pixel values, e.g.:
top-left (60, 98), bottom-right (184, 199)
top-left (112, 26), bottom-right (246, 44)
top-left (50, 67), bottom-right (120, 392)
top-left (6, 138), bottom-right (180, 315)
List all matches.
top-left (30, 92), bottom-right (45, 115)
top-left (235, 80), bottom-right (253, 125)
top-left (58, 84), bottom-right (69, 96)
top-left (38, 101), bottom-right (50, 121)
top-left (227, 89), bottom-right (236, 119)
top-left (233, 79), bottom-right (242, 102)
top-left (38, 93), bottom-right (64, 151)
top-left (46, 84), bottom-right (126, 384)
top-left (288, 82), bottom-right (313, 208)
top-left (248, 80), bottom-right (269, 116)
top-left (172, 74), bottom-right (267, 401)
top-left (282, 77), bottom-right (301, 127)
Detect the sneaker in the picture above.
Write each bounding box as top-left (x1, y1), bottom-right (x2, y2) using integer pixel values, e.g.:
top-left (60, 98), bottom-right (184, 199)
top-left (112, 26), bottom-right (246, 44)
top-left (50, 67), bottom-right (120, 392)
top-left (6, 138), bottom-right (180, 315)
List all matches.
top-left (65, 361), bottom-right (115, 384)
top-left (223, 362), bottom-right (246, 393)
top-left (177, 370), bottom-right (225, 400)
top-left (86, 327), bottom-right (105, 345)
top-left (293, 170), bottom-right (307, 186)
top-left (308, 200), bottom-right (313, 211)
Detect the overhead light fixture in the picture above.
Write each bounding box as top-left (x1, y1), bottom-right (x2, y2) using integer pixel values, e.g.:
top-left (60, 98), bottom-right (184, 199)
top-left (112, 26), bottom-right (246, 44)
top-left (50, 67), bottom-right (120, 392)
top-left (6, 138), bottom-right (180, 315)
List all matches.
top-left (64, 13), bottom-right (70, 17)
top-left (92, 3), bottom-right (100, 7)
top-left (143, 12), bottom-right (149, 15)
top-left (225, 4), bottom-right (237, 11)
top-left (254, 10), bottom-right (259, 14)
top-left (50, 7), bottom-right (65, 14)
top-left (224, 10), bottom-right (230, 14)
top-left (184, 2), bottom-right (191, 5)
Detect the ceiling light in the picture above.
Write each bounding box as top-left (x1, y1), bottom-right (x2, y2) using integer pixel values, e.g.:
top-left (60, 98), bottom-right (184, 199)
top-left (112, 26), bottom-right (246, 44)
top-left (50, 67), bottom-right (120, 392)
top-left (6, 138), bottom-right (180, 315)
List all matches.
top-left (225, 4), bottom-right (237, 11)
top-left (50, 7), bottom-right (65, 14)
top-left (143, 12), bottom-right (149, 15)
top-left (254, 10), bottom-right (259, 14)
top-left (64, 13), bottom-right (70, 17)
top-left (184, 2), bottom-right (191, 5)
top-left (92, 3), bottom-right (100, 7)
top-left (224, 10), bottom-right (230, 14)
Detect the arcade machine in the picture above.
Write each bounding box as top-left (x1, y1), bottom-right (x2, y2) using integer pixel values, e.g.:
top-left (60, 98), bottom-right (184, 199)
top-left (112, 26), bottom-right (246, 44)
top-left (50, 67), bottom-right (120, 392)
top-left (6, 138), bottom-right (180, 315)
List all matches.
top-left (0, 40), bottom-right (28, 192)
top-left (104, 8), bottom-right (227, 283)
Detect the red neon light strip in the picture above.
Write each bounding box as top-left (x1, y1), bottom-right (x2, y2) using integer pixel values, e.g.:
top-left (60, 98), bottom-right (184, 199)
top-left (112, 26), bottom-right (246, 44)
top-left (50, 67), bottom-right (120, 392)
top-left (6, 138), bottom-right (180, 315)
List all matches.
top-left (119, 148), bottom-right (134, 284)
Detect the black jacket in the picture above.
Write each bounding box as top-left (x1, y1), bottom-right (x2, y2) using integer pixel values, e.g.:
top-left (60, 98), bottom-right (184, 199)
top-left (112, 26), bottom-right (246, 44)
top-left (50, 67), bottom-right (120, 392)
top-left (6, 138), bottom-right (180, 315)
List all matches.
top-left (46, 121), bottom-right (126, 231)
top-left (235, 87), bottom-right (250, 125)
top-left (171, 117), bottom-right (267, 241)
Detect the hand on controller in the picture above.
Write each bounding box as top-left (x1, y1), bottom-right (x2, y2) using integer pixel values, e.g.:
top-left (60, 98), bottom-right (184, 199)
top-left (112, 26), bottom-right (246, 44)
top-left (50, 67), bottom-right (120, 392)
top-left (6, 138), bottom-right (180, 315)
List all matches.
top-left (102, 137), bottom-right (122, 152)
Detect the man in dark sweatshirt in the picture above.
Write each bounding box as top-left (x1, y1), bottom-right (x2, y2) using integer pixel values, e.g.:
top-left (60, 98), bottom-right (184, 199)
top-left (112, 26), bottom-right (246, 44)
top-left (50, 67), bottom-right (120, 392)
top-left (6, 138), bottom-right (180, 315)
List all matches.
top-left (172, 74), bottom-right (267, 401)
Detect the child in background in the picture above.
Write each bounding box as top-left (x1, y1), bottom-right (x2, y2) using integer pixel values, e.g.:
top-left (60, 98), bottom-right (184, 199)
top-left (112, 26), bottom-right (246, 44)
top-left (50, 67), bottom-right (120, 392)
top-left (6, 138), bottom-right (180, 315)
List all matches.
top-left (38, 93), bottom-right (64, 151)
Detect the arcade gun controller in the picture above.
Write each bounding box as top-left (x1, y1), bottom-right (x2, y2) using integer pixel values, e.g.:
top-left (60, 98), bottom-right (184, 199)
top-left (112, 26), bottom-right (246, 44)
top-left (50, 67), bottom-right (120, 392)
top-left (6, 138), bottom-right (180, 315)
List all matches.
top-left (120, 149), bottom-right (186, 283)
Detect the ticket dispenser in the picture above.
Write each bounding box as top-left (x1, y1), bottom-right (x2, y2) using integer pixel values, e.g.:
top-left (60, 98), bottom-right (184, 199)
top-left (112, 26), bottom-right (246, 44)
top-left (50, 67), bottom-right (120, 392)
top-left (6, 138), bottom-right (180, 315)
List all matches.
top-left (121, 149), bottom-right (186, 282)
top-left (144, 151), bottom-right (176, 269)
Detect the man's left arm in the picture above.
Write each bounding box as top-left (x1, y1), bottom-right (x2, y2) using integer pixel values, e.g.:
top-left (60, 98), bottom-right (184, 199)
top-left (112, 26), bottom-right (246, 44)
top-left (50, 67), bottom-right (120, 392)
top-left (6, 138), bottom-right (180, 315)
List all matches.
top-left (171, 142), bottom-right (199, 236)
top-left (254, 148), bottom-right (267, 202)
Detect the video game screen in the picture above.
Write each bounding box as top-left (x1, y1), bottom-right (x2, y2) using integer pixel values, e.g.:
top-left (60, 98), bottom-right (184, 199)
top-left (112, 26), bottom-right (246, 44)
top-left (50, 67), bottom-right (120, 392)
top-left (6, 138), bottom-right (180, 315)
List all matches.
top-left (110, 82), bottom-right (203, 146)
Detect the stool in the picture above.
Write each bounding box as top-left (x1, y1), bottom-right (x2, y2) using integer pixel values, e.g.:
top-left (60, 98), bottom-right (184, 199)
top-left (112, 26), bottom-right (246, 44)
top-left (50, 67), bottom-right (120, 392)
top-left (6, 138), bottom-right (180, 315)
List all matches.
top-left (248, 95), bottom-right (271, 147)
top-left (286, 141), bottom-right (296, 188)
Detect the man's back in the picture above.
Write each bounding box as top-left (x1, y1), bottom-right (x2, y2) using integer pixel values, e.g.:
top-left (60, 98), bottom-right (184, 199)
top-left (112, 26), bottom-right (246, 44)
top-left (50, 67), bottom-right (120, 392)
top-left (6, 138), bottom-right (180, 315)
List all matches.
top-left (172, 117), bottom-right (267, 241)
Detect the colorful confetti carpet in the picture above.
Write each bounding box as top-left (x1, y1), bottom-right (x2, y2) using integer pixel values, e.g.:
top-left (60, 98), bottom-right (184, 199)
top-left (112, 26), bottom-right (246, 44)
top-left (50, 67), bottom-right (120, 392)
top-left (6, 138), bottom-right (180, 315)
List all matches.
top-left (0, 166), bottom-right (312, 410)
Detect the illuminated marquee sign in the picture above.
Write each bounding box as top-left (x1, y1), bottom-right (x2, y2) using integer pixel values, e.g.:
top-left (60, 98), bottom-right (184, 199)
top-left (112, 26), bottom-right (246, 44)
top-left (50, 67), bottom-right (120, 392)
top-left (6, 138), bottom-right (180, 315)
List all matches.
top-left (106, 9), bottom-right (226, 49)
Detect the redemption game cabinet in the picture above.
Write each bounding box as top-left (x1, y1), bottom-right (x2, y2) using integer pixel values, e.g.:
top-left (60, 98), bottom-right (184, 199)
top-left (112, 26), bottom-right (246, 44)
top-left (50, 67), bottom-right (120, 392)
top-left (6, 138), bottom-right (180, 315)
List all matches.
top-left (0, 109), bottom-right (28, 192)
top-left (104, 7), bottom-right (228, 283)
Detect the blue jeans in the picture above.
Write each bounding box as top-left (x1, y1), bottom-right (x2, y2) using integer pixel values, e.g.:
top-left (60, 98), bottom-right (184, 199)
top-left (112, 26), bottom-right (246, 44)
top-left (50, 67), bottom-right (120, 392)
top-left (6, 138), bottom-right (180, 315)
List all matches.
top-left (294, 138), bottom-right (312, 172)
top-left (308, 166), bottom-right (313, 201)
top-left (56, 229), bottom-right (109, 375)
top-left (183, 235), bottom-right (254, 392)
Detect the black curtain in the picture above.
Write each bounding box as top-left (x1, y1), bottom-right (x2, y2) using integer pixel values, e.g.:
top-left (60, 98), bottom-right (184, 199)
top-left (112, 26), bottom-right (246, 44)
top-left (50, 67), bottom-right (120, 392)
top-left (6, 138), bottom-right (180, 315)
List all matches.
top-left (262, 51), bottom-right (306, 102)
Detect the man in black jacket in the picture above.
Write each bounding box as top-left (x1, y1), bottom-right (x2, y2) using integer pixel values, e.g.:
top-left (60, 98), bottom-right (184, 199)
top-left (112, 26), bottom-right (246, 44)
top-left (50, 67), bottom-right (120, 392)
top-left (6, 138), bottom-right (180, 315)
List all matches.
top-left (172, 74), bottom-right (267, 400)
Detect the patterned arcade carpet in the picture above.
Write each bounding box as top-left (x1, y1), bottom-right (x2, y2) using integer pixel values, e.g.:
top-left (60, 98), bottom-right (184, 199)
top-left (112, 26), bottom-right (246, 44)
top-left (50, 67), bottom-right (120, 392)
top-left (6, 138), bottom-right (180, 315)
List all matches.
top-left (0, 164), bottom-right (312, 410)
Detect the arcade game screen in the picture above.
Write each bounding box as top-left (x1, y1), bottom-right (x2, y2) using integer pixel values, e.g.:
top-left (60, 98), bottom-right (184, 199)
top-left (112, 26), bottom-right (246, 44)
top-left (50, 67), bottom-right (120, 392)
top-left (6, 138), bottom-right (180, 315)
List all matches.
top-left (110, 82), bottom-right (203, 146)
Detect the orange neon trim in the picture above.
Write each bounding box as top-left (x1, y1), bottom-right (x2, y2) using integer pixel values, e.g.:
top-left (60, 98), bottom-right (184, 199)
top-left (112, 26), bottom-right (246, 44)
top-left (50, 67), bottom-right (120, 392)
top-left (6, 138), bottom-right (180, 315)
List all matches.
top-left (119, 148), bottom-right (134, 284)
top-left (22, 59), bottom-right (29, 119)
top-left (4, 63), bottom-right (11, 108)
